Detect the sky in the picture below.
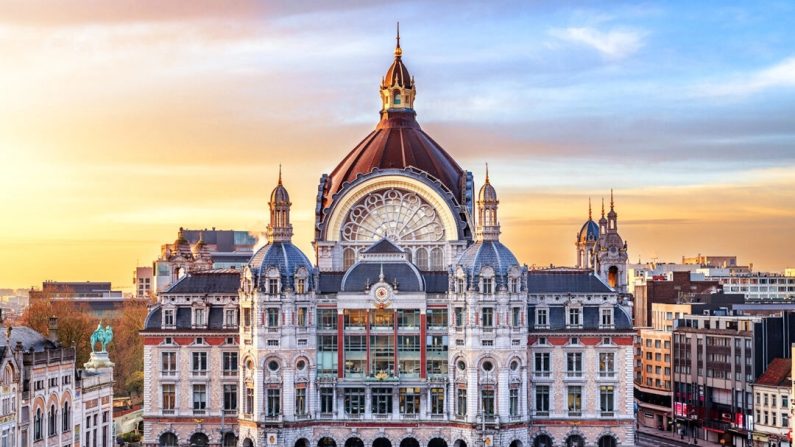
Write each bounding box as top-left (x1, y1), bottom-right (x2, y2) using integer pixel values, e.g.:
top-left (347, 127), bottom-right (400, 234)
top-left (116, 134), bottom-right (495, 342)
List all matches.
top-left (1, 1), bottom-right (794, 291)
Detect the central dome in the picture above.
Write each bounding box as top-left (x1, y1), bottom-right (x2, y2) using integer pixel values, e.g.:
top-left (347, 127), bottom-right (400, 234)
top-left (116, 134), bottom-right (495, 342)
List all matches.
top-left (324, 112), bottom-right (465, 209)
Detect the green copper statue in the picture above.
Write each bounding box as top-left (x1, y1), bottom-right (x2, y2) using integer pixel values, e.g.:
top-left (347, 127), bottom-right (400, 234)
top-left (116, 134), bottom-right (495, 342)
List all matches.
top-left (90, 323), bottom-right (113, 353)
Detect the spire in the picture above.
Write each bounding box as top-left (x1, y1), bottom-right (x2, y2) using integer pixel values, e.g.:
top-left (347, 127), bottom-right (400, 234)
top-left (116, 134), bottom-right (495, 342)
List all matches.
top-left (588, 197), bottom-right (592, 220)
top-left (485, 162), bottom-right (490, 184)
top-left (395, 22), bottom-right (401, 57)
top-left (278, 164), bottom-right (282, 186)
top-left (610, 188), bottom-right (614, 211)
top-left (601, 197), bottom-right (605, 218)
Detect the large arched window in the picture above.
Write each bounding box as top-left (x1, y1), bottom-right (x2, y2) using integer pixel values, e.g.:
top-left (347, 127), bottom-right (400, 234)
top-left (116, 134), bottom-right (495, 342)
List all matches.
top-left (48, 404), bottom-right (57, 436)
top-left (343, 248), bottom-right (356, 270)
top-left (416, 248), bottom-right (429, 270)
top-left (62, 401), bottom-right (70, 432)
top-left (34, 409), bottom-right (43, 440)
top-left (393, 92), bottom-right (402, 105)
top-left (430, 247), bottom-right (443, 271)
top-left (341, 189), bottom-right (445, 243)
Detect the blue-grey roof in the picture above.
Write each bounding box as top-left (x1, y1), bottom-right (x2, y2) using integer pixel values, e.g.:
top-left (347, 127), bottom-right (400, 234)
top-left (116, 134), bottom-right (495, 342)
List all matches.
top-left (319, 273), bottom-right (343, 293)
top-left (527, 304), bottom-right (632, 331)
top-left (341, 261), bottom-right (424, 292)
top-left (423, 272), bottom-right (449, 293)
top-left (0, 326), bottom-right (56, 352)
top-left (363, 239), bottom-right (404, 254)
top-left (577, 220), bottom-right (599, 242)
top-left (143, 305), bottom-right (233, 331)
top-left (165, 270), bottom-right (241, 294)
top-left (456, 240), bottom-right (520, 277)
top-left (249, 242), bottom-right (314, 291)
top-left (527, 271), bottom-right (612, 293)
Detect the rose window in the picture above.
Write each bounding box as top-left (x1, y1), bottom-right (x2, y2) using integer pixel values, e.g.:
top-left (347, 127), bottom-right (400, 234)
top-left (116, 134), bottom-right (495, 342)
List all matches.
top-left (341, 189), bottom-right (445, 242)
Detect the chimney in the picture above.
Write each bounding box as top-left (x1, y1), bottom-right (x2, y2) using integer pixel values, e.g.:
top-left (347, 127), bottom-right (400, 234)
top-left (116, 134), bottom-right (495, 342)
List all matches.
top-left (47, 317), bottom-right (59, 343)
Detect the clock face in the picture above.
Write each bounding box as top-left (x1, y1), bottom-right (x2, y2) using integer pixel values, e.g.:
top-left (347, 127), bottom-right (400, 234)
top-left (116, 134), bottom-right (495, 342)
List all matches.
top-left (374, 286), bottom-right (390, 302)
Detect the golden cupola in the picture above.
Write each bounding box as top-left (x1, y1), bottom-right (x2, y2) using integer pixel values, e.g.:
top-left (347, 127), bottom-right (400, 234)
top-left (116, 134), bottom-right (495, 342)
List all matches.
top-left (380, 23), bottom-right (416, 111)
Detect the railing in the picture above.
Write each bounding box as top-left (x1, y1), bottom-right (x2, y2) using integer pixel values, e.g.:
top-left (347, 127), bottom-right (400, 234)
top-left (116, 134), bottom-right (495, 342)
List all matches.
top-left (601, 411), bottom-right (614, 417)
top-left (223, 409), bottom-right (237, 415)
top-left (566, 371), bottom-right (583, 378)
top-left (222, 370), bottom-right (238, 377)
top-left (568, 410), bottom-right (581, 417)
top-left (161, 370), bottom-right (177, 377)
top-left (162, 409), bottom-right (175, 415)
top-left (598, 371), bottom-right (616, 378)
top-left (193, 409), bottom-right (206, 415)
top-left (192, 370), bottom-right (208, 377)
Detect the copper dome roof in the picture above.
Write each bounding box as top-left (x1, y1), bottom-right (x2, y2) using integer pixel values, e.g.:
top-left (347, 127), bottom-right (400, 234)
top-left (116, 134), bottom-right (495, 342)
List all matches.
top-left (323, 110), bottom-right (465, 209)
top-left (383, 57), bottom-right (412, 88)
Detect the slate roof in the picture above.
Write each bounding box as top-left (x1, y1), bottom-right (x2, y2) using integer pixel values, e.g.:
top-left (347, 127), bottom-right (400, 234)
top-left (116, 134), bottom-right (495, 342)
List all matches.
top-left (363, 239), bottom-right (404, 254)
top-left (0, 326), bottom-right (56, 352)
top-left (527, 271), bottom-right (612, 294)
top-left (164, 270), bottom-right (241, 294)
top-left (527, 304), bottom-right (633, 331)
top-left (341, 261), bottom-right (424, 292)
top-left (457, 240), bottom-right (520, 277)
top-left (143, 305), bottom-right (232, 331)
top-left (249, 242), bottom-right (314, 290)
top-left (756, 358), bottom-right (792, 387)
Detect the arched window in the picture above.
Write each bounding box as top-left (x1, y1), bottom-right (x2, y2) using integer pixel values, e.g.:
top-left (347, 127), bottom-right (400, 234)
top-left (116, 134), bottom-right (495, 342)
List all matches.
top-left (343, 248), bottom-right (356, 270)
top-left (62, 401), bottom-right (70, 433)
top-left (608, 266), bottom-right (618, 288)
top-left (393, 92), bottom-right (401, 105)
top-left (48, 404), bottom-right (57, 436)
top-left (34, 409), bottom-right (43, 440)
top-left (416, 248), bottom-right (428, 270)
top-left (430, 247), bottom-right (443, 271)
top-left (160, 433), bottom-right (178, 447)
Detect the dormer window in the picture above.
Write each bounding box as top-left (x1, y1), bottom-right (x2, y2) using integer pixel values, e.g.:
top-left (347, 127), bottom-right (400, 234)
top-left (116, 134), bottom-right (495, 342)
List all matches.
top-left (509, 277), bottom-right (520, 293)
top-left (224, 309), bottom-right (237, 328)
top-left (456, 278), bottom-right (465, 293)
top-left (296, 278), bottom-right (306, 294)
top-left (567, 307), bottom-right (582, 327)
top-left (600, 308), bottom-right (614, 328)
top-left (268, 279), bottom-right (279, 295)
top-left (163, 309), bottom-right (175, 328)
top-left (482, 278), bottom-right (493, 294)
top-left (536, 308), bottom-right (548, 327)
top-left (193, 308), bottom-right (206, 327)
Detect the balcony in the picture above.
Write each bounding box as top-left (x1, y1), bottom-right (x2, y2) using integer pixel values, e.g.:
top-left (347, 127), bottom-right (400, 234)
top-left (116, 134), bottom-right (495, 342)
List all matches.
top-left (193, 409), bottom-right (206, 416)
top-left (601, 411), bottom-right (614, 417)
top-left (223, 409), bottom-right (237, 416)
top-left (534, 410), bottom-right (549, 418)
top-left (568, 410), bottom-right (582, 417)
top-left (162, 409), bottom-right (175, 415)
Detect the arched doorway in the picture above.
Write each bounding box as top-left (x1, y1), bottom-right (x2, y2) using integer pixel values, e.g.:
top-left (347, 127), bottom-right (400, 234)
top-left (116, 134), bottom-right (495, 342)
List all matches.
top-left (400, 439), bottom-right (419, 447)
top-left (373, 438), bottom-right (392, 447)
top-left (318, 438), bottom-right (336, 447)
top-left (608, 266), bottom-right (618, 288)
top-left (344, 438), bottom-right (363, 447)
top-left (295, 439), bottom-right (310, 447)
top-left (565, 435), bottom-right (584, 447)
top-left (223, 433), bottom-right (237, 447)
top-left (190, 433), bottom-right (209, 447)
top-left (428, 439), bottom-right (448, 447)
top-left (243, 438), bottom-right (254, 447)
top-left (509, 441), bottom-right (523, 447)
top-left (532, 436), bottom-right (552, 447)
top-left (159, 433), bottom-right (178, 447)
top-left (597, 436), bottom-right (617, 447)
top-left (453, 440), bottom-right (467, 447)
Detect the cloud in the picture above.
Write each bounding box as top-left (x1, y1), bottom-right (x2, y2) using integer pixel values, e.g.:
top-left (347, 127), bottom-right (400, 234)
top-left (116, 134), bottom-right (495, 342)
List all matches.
top-left (695, 56), bottom-right (795, 97)
top-left (550, 26), bottom-right (646, 59)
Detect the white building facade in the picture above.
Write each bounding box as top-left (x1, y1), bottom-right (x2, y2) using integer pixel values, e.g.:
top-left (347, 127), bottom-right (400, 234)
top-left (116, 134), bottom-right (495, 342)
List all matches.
top-left (143, 31), bottom-right (635, 447)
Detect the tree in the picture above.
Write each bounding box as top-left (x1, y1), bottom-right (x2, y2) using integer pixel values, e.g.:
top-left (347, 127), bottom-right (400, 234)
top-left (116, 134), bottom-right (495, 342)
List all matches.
top-left (125, 370), bottom-right (145, 398)
top-left (19, 298), bottom-right (95, 365)
top-left (109, 299), bottom-right (149, 398)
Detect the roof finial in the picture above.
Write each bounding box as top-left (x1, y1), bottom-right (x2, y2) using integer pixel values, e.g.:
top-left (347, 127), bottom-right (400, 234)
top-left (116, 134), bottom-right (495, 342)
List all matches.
top-left (610, 188), bottom-right (614, 211)
top-left (588, 197), bottom-right (592, 220)
top-left (379, 263), bottom-right (385, 282)
top-left (394, 22), bottom-right (402, 57)
top-left (278, 164), bottom-right (282, 186)
top-left (485, 162), bottom-right (490, 184)
top-left (601, 197), bottom-right (605, 218)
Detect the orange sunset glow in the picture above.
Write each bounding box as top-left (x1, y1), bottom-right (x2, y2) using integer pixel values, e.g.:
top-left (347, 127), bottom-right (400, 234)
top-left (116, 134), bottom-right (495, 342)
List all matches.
top-left (1, 1), bottom-right (794, 291)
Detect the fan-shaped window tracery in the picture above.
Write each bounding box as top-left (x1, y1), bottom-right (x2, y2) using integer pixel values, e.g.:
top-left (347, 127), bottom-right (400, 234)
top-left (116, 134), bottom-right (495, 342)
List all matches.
top-left (341, 189), bottom-right (445, 243)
